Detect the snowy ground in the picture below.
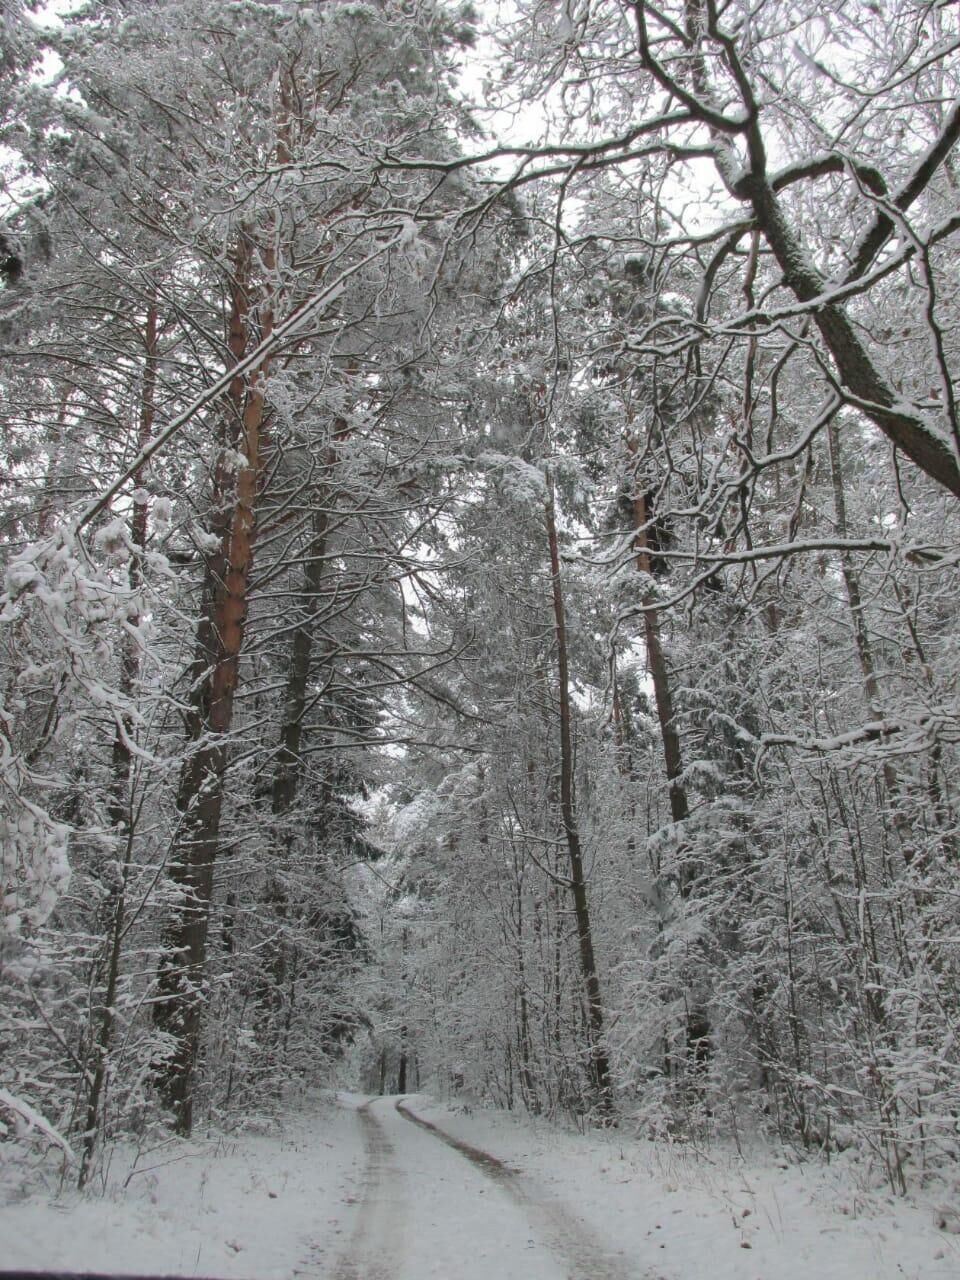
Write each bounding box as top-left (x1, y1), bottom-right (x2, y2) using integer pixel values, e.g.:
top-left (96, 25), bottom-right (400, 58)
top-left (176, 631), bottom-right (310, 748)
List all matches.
top-left (1, 1092), bottom-right (959, 1279)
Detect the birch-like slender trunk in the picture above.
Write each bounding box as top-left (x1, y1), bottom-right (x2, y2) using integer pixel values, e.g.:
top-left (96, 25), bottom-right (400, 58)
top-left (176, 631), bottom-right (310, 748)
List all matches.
top-left (79, 301), bottom-right (158, 1186)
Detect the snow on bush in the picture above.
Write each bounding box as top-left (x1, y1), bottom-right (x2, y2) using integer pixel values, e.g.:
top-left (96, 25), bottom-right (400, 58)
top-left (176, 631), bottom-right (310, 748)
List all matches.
top-left (0, 525), bottom-right (142, 939)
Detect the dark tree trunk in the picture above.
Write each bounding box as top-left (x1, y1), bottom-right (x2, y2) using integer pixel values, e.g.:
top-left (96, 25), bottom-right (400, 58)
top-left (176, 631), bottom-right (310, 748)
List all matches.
top-left (270, 471), bottom-right (336, 820)
top-left (629, 483), bottom-right (695, 894)
top-left (627, 455), bottom-right (711, 1085)
top-left (397, 1032), bottom-right (408, 1094)
top-left (268, 430), bottom-right (345, 822)
top-left (544, 481), bottom-right (613, 1116)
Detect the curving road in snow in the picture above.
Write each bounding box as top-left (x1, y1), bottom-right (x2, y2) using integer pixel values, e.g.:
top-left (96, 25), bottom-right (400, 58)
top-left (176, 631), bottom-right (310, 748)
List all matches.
top-left (332, 1095), bottom-right (659, 1280)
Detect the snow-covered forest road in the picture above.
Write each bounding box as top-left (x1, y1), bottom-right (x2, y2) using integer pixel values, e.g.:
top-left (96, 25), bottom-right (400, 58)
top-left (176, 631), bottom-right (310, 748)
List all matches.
top-left (333, 1096), bottom-right (637, 1280)
top-left (3, 1092), bottom-right (959, 1280)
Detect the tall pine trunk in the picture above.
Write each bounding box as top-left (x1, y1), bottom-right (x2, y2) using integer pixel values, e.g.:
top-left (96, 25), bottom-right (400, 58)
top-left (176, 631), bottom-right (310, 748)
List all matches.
top-left (154, 234), bottom-right (273, 1134)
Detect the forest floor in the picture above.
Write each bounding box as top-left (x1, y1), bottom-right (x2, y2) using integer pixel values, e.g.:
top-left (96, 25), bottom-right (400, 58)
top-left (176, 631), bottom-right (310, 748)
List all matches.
top-left (1, 1091), bottom-right (959, 1279)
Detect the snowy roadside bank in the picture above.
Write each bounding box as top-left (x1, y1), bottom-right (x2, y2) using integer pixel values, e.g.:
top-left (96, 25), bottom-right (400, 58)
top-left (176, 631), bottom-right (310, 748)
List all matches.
top-left (399, 1094), bottom-right (960, 1280)
top-left (0, 1093), bottom-right (366, 1279)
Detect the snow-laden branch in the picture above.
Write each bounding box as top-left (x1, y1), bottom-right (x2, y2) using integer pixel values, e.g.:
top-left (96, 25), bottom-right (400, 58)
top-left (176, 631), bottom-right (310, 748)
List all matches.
top-left (380, 111), bottom-right (701, 171)
top-left (758, 704), bottom-right (960, 763)
top-left (846, 97), bottom-right (960, 282)
top-left (0, 1087), bottom-right (76, 1160)
top-left (612, 535), bottom-right (953, 618)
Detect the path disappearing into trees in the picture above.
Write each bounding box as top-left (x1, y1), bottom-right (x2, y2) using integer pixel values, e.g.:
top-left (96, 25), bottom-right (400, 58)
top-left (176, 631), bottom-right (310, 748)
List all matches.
top-left (329, 1096), bottom-right (661, 1280)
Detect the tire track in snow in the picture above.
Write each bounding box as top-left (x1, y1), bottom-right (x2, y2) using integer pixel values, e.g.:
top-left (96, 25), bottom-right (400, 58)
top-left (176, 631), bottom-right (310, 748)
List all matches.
top-left (395, 1098), bottom-right (664, 1280)
top-left (332, 1100), bottom-right (407, 1280)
